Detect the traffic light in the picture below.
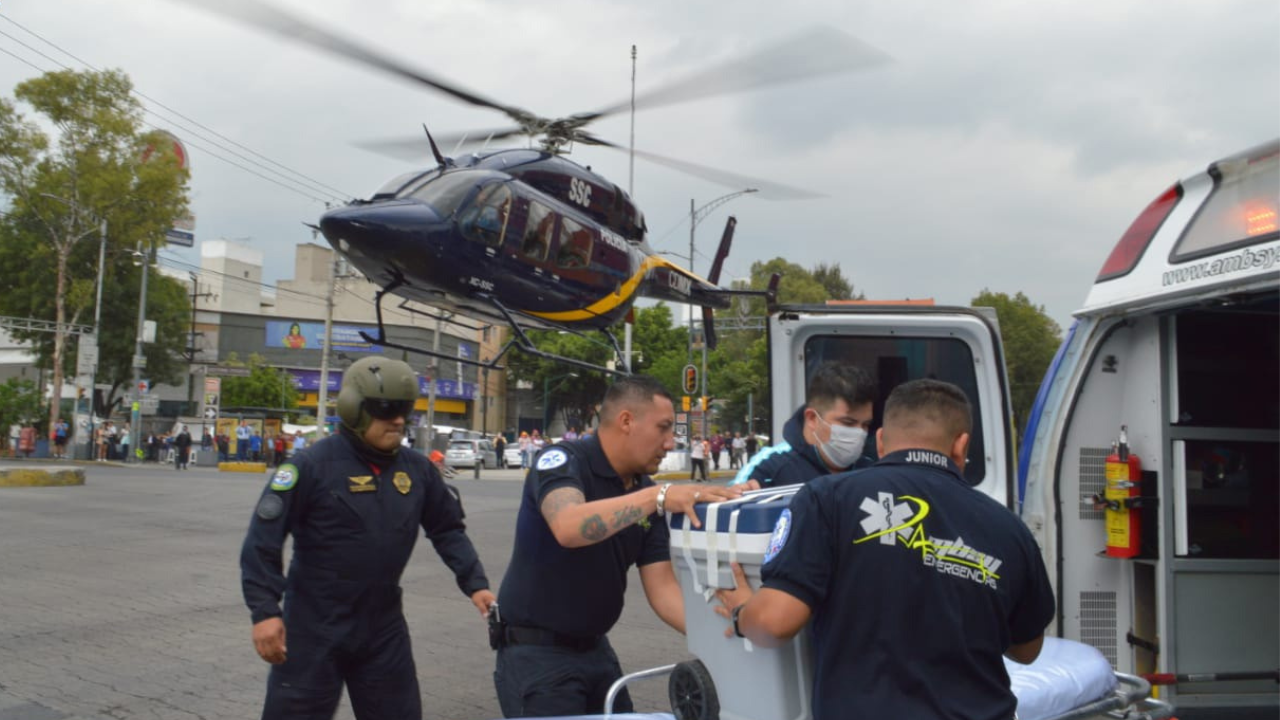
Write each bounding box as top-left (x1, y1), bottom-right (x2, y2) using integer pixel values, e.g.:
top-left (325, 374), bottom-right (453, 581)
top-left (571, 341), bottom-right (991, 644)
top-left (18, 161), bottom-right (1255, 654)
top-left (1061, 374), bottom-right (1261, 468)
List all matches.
top-left (700, 396), bottom-right (708, 411)
top-left (682, 364), bottom-right (698, 394)
top-left (682, 395), bottom-right (691, 412)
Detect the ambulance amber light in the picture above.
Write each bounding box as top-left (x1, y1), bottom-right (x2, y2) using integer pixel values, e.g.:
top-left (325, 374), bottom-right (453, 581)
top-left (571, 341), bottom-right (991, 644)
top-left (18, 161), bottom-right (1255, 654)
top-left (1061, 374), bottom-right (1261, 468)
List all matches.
top-left (1097, 183), bottom-right (1182, 282)
top-left (1245, 206), bottom-right (1277, 236)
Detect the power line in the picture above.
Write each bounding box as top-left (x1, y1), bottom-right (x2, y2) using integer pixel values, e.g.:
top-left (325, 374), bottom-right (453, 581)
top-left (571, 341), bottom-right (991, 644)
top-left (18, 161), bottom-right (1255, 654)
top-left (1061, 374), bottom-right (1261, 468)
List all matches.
top-left (0, 16), bottom-right (355, 204)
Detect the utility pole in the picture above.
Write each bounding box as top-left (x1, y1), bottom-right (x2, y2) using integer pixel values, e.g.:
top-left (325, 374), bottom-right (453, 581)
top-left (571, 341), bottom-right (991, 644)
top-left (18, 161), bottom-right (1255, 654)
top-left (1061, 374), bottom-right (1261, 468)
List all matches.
top-left (86, 219), bottom-right (106, 459)
top-left (315, 250), bottom-right (338, 435)
top-left (186, 271), bottom-right (216, 420)
top-left (423, 313), bottom-right (445, 450)
top-left (129, 242), bottom-right (151, 463)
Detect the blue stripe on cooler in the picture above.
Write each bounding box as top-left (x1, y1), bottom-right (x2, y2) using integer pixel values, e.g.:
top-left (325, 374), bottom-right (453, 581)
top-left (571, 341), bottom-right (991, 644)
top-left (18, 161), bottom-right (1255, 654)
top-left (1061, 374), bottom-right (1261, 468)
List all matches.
top-left (667, 488), bottom-right (798, 533)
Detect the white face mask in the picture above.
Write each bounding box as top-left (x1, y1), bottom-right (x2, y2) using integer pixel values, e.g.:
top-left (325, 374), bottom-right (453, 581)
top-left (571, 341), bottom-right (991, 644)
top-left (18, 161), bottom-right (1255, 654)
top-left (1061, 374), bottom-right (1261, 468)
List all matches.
top-left (813, 414), bottom-right (868, 469)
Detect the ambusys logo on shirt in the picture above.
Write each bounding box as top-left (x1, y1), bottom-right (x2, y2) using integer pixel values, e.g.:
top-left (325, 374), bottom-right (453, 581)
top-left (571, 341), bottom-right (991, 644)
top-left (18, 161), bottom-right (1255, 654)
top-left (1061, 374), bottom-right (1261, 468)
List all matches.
top-left (854, 491), bottom-right (1003, 589)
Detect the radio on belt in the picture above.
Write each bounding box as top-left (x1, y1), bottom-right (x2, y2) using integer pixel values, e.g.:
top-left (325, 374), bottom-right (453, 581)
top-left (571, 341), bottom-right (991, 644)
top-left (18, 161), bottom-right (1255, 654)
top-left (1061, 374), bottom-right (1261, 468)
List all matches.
top-left (667, 485), bottom-right (812, 720)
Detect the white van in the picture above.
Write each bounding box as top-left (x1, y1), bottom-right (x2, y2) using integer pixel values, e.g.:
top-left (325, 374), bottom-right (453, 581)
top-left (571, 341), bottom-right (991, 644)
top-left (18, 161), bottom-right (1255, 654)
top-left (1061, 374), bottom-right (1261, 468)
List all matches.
top-left (1018, 139), bottom-right (1278, 718)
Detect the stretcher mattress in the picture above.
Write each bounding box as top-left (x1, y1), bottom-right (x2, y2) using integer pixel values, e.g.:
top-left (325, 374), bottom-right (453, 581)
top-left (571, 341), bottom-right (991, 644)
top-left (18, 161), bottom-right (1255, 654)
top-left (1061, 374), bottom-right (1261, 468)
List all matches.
top-left (1004, 637), bottom-right (1118, 720)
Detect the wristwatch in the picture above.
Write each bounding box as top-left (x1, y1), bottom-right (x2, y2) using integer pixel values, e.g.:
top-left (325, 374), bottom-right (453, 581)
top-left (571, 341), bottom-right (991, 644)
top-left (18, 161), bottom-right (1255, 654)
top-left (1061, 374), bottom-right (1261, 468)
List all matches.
top-left (731, 604), bottom-right (746, 638)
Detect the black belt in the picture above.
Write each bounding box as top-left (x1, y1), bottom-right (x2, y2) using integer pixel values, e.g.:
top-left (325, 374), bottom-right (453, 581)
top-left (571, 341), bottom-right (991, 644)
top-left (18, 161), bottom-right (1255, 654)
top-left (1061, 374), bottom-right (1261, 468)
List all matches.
top-left (504, 625), bottom-right (600, 652)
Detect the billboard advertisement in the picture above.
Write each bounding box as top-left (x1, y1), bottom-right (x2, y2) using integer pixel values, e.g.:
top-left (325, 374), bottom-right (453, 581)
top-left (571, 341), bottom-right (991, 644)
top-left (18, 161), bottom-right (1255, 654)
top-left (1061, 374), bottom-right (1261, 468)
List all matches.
top-left (265, 321), bottom-right (380, 352)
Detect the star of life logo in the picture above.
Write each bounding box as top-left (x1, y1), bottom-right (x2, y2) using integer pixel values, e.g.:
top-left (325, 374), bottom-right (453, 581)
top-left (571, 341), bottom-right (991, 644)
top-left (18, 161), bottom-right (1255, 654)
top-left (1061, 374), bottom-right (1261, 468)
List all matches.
top-left (856, 491), bottom-right (1004, 589)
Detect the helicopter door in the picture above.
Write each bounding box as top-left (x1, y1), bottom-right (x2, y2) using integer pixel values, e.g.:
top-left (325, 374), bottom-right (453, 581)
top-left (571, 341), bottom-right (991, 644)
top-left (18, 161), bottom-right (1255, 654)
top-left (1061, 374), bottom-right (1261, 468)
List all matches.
top-left (520, 200), bottom-right (556, 264)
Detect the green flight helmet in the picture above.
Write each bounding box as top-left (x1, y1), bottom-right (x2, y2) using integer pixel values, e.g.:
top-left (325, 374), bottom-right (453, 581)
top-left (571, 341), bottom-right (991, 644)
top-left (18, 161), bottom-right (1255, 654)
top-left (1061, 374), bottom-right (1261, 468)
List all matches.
top-left (336, 356), bottom-right (419, 435)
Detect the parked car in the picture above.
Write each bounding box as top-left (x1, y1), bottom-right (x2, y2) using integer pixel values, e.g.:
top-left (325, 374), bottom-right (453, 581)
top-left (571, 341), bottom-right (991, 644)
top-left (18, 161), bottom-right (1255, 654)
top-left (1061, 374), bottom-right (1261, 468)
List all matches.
top-left (444, 439), bottom-right (497, 469)
top-left (503, 446), bottom-right (524, 468)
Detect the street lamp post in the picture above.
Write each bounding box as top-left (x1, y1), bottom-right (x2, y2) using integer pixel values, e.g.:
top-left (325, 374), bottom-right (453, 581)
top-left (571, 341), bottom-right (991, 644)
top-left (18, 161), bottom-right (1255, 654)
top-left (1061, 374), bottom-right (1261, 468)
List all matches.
top-left (686, 189), bottom-right (756, 441)
top-left (542, 372), bottom-right (578, 434)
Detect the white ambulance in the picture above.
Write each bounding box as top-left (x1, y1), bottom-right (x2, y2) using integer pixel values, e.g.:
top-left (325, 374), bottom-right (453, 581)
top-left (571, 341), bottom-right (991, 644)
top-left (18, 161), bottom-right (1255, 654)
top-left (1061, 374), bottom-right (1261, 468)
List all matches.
top-left (1018, 139), bottom-right (1279, 719)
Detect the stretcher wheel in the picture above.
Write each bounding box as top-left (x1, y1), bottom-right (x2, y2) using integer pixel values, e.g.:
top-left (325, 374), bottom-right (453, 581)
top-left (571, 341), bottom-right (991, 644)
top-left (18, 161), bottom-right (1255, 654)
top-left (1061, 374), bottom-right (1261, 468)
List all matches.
top-left (668, 659), bottom-right (719, 720)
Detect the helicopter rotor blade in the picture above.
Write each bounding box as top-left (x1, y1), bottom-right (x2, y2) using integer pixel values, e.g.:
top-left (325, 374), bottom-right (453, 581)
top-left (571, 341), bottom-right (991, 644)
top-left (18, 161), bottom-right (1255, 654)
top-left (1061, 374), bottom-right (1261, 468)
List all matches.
top-left (580, 133), bottom-right (822, 201)
top-left (579, 27), bottom-right (890, 123)
top-left (355, 127), bottom-right (526, 161)
top-left (174, 0), bottom-right (531, 123)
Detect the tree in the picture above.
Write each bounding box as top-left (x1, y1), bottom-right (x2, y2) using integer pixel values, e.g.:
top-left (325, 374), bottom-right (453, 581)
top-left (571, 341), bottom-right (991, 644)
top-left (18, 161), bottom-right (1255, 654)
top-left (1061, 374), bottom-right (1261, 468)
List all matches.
top-left (0, 378), bottom-right (45, 451)
top-left (221, 354), bottom-right (301, 413)
top-left (0, 68), bottom-right (189, 434)
top-left (971, 289), bottom-right (1063, 435)
top-left (811, 262), bottom-right (863, 301)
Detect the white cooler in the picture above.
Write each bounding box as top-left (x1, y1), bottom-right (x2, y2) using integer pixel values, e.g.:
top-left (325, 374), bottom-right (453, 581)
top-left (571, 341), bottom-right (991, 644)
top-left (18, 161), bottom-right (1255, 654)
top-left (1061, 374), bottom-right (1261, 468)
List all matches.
top-left (668, 487), bottom-right (812, 720)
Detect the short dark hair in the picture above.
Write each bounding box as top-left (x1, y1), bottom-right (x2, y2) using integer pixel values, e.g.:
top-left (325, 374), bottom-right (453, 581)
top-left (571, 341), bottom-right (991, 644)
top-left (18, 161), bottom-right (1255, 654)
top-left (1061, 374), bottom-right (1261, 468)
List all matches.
top-left (601, 374), bottom-right (673, 423)
top-left (882, 379), bottom-right (972, 441)
top-left (806, 362), bottom-right (876, 412)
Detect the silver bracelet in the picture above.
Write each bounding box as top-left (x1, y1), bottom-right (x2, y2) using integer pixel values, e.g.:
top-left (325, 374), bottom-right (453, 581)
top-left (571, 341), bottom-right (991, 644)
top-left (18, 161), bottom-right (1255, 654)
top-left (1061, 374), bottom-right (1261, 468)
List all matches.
top-left (655, 483), bottom-right (672, 517)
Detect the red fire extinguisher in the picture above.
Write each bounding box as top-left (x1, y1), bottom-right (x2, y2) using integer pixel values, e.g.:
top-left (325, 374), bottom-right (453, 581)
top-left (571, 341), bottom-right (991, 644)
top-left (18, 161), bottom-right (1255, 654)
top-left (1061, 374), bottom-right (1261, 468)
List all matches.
top-left (1103, 425), bottom-right (1143, 558)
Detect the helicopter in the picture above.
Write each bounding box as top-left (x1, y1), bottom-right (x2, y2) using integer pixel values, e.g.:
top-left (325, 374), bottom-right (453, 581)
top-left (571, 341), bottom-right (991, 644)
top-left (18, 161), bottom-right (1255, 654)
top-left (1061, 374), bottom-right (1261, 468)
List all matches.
top-left (180, 0), bottom-right (889, 373)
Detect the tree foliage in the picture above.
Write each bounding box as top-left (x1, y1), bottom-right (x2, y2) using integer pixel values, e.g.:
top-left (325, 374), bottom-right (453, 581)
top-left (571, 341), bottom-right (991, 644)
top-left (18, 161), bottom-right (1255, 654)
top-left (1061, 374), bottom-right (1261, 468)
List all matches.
top-left (971, 289), bottom-right (1063, 435)
top-left (0, 68), bottom-right (189, 429)
top-left (0, 378), bottom-right (45, 448)
top-left (221, 354), bottom-right (301, 413)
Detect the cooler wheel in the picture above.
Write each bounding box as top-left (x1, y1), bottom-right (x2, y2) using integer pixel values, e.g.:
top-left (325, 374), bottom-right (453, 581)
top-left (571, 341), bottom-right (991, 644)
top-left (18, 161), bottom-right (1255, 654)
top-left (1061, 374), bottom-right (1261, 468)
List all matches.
top-left (668, 659), bottom-right (719, 720)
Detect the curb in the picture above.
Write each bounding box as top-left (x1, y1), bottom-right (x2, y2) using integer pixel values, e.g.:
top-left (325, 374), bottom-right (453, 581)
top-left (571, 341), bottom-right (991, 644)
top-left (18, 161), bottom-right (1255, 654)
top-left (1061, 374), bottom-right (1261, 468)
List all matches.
top-left (219, 462), bottom-right (268, 474)
top-left (0, 466), bottom-right (86, 487)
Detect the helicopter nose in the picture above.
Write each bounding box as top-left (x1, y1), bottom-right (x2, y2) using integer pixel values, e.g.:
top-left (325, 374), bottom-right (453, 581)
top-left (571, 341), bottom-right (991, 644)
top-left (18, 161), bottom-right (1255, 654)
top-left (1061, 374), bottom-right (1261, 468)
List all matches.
top-left (319, 201), bottom-right (447, 262)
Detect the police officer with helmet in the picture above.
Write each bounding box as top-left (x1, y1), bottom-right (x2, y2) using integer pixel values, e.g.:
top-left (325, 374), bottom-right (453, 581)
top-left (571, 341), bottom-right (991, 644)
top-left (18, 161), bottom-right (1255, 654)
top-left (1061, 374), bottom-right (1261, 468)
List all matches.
top-left (241, 356), bottom-right (495, 719)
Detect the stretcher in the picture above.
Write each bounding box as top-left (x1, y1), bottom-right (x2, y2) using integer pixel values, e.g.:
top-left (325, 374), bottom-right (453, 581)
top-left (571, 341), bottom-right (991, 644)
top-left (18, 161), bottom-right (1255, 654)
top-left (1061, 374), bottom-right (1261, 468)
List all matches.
top-left (587, 636), bottom-right (1175, 719)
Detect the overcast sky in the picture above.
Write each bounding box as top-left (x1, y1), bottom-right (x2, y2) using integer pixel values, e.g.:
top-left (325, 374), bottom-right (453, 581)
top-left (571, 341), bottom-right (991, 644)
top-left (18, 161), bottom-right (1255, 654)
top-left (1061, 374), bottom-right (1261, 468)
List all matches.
top-left (1, 0), bottom-right (1276, 330)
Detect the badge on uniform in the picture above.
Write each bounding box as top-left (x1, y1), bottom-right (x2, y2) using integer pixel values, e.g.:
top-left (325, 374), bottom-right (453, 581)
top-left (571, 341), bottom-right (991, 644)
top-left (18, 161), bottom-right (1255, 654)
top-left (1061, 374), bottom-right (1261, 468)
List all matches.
top-left (393, 471), bottom-right (411, 495)
top-left (763, 509), bottom-right (792, 564)
top-left (536, 448), bottom-right (568, 470)
top-left (270, 464), bottom-right (299, 492)
top-left (348, 475), bottom-right (375, 493)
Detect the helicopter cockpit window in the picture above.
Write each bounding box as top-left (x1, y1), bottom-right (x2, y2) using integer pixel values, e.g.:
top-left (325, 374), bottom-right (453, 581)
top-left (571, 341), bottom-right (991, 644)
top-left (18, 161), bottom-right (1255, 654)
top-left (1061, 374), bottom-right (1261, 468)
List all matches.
top-left (459, 182), bottom-right (512, 246)
top-left (556, 216), bottom-right (593, 269)
top-left (522, 201), bottom-right (555, 262)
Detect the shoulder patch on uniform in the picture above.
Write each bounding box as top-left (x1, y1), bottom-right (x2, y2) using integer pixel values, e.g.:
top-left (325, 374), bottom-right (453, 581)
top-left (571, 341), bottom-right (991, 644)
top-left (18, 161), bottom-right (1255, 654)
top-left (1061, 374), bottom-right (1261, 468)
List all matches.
top-left (763, 508), bottom-right (792, 564)
top-left (270, 463), bottom-right (299, 491)
top-left (536, 448), bottom-right (568, 471)
top-left (256, 494), bottom-right (284, 520)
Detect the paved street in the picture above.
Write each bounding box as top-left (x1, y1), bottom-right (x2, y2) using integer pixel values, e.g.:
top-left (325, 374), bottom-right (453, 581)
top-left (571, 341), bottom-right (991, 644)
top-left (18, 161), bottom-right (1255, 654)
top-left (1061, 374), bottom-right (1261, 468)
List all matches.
top-left (0, 461), bottom-right (697, 719)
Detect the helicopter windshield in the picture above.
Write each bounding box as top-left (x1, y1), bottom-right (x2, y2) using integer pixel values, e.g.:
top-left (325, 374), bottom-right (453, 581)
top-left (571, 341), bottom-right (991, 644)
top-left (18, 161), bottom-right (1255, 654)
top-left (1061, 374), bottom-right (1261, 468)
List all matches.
top-left (372, 169), bottom-right (431, 199)
top-left (401, 170), bottom-right (506, 217)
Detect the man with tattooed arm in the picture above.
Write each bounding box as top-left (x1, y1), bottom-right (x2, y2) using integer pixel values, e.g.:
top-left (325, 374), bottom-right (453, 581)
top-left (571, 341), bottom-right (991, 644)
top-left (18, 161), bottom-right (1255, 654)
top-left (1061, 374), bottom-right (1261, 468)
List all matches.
top-left (491, 375), bottom-right (742, 717)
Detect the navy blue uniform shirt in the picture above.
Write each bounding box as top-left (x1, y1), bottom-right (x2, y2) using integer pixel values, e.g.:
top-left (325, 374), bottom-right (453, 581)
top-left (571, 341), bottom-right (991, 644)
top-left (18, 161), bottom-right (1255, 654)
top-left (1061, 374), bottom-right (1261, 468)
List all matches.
top-left (762, 449), bottom-right (1054, 720)
top-left (497, 435), bottom-right (670, 639)
top-left (734, 405), bottom-right (873, 488)
top-left (240, 431), bottom-right (489, 627)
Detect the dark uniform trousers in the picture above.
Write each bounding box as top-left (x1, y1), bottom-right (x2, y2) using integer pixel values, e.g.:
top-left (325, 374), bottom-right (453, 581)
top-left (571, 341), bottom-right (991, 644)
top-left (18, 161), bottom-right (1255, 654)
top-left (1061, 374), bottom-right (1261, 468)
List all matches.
top-left (494, 637), bottom-right (632, 717)
top-left (264, 613), bottom-right (419, 719)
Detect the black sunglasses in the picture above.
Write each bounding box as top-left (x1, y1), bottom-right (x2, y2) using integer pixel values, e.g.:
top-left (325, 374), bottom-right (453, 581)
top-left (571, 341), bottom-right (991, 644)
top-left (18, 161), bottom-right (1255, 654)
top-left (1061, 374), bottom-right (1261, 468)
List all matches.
top-left (362, 398), bottom-right (415, 421)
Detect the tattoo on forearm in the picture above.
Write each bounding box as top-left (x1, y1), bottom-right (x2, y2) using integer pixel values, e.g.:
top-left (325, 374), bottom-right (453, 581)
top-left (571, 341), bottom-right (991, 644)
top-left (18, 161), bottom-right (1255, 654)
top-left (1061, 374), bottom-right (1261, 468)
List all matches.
top-left (580, 514), bottom-right (607, 541)
top-left (611, 505), bottom-right (644, 530)
top-left (541, 487), bottom-right (585, 526)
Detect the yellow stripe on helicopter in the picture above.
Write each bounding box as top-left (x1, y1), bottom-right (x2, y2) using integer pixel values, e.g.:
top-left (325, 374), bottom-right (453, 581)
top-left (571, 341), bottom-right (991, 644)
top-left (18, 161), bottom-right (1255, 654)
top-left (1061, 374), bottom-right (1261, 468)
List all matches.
top-left (526, 255), bottom-right (714, 322)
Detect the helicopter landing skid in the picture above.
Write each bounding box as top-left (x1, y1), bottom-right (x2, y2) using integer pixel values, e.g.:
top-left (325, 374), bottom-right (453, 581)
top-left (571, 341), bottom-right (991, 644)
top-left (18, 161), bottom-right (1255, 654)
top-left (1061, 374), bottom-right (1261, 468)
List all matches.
top-left (358, 279), bottom-right (508, 371)
top-left (484, 296), bottom-right (631, 377)
top-left (357, 279), bottom-right (631, 377)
